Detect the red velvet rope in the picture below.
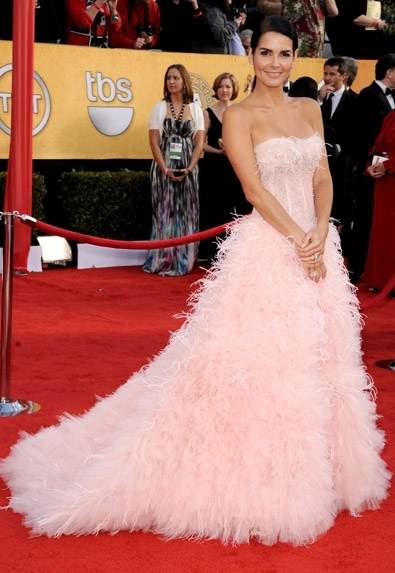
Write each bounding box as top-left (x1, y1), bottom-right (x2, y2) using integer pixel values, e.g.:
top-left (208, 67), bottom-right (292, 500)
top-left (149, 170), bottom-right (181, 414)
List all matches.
top-left (28, 218), bottom-right (229, 249)
top-left (22, 216), bottom-right (395, 309)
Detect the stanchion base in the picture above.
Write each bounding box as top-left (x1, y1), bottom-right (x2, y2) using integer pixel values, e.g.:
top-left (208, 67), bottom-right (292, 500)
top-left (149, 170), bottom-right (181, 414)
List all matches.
top-left (0, 398), bottom-right (41, 417)
top-left (374, 359), bottom-right (395, 372)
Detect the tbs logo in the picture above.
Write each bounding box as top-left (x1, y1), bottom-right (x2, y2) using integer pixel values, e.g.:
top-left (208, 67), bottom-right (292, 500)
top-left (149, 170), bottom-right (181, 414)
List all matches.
top-left (0, 63), bottom-right (51, 136)
top-left (86, 71), bottom-right (134, 136)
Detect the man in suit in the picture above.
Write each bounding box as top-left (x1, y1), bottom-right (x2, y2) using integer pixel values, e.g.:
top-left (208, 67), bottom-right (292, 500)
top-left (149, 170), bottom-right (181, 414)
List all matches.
top-left (319, 57), bottom-right (358, 246)
top-left (348, 53), bottom-right (395, 283)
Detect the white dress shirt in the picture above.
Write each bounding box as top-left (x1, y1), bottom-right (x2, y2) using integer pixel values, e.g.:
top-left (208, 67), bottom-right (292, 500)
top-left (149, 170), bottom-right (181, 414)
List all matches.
top-left (375, 80), bottom-right (395, 110)
top-left (328, 85), bottom-right (346, 117)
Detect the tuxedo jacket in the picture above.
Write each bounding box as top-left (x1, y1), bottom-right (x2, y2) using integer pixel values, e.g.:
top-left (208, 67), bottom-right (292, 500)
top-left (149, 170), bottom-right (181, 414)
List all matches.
top-left (354, 81), bottom-right (393, 169)
top-left (321, 88), bottom-right (358, 157)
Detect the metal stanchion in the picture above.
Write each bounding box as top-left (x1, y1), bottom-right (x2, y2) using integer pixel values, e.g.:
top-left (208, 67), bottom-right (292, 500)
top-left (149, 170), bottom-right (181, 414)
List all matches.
top-left (0, 212), bottom-right (40, 416)
top-left (388, 360), bottom-right (395, 372)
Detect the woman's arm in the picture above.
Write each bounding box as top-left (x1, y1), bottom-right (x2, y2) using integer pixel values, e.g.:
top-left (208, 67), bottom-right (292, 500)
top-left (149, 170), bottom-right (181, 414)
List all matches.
top-left (308, 99), bottom-right (333, 230)
top-left (203, 110), bottom-right (223, 154)
top-left (324, 0), bottom-right (338, 17)
top-left (222, 105), bottom-right (306, 245)
top-left (188, 130), bottom-right (205, 171)
top-left (353, 14), bottom-right (386, 30)
top-left (296, 98), bottom-right (333, 259)
top-left (149, 129), bottom-right (167, 174)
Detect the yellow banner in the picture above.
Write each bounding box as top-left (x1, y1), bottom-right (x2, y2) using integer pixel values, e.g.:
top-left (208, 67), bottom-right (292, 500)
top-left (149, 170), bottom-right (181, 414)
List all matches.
top-left (0, 41), bottom-right (374, 160)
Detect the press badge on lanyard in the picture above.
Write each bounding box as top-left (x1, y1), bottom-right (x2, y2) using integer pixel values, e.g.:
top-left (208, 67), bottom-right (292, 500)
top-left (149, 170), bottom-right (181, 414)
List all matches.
top-left (169, 138), bottom-right (183, 161)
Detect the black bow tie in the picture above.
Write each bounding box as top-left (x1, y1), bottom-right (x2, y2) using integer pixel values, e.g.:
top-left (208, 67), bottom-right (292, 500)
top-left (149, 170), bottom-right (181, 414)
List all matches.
top-left (283, 85), bottom-right (289, 94)
top-left (385, 88), bottom-right (395, 97)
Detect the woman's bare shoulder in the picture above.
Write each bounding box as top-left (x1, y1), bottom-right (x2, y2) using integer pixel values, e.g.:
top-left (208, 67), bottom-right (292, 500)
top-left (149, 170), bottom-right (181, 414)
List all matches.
top-left (223, 99), bottom-right (255, 125)
top-left (296, 97), bottom-right (321, 116)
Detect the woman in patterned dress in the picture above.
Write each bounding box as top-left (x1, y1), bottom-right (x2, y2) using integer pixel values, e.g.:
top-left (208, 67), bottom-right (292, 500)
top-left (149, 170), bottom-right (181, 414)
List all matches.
top-left (283, 0), bottom-right (338, 57)
top-left (143, 64), bottom-right (205, 276)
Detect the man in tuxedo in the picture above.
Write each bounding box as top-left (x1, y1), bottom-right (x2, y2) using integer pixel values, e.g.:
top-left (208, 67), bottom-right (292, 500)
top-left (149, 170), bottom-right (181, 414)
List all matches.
top-left (348, 53), bottom-right (395, 283)
top-left (319, 57), bottom-right (358, 246)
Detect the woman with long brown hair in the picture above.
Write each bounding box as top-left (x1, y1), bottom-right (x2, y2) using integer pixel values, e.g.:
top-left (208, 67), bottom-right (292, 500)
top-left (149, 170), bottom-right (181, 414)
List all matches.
top-left (143, 64), bottom-right (205, 275)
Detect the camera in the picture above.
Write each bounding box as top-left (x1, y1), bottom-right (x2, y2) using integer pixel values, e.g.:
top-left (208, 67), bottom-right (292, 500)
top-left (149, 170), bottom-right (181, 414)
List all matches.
top-left (230, 3), bottom-right (247, 18)
top-left (136, 24), bottom-right (154, 37)
top-left (91, 35), bottom-right (109, 48)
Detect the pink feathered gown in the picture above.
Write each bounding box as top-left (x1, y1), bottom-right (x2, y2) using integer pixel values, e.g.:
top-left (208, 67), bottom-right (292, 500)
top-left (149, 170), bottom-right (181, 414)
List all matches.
top-left (1, 135), bottom-right (391, 545)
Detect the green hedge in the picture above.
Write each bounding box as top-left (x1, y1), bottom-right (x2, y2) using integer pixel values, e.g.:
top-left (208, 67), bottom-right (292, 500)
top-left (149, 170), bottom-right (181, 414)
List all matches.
top-left (0, 172), bottom-right (46, 221)
top-left (58, 170), bottom-right (151, 240)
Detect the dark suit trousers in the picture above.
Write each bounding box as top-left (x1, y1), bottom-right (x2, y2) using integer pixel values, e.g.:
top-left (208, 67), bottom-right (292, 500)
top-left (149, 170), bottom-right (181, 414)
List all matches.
top-left (348, 174), bottom-right (374, 281)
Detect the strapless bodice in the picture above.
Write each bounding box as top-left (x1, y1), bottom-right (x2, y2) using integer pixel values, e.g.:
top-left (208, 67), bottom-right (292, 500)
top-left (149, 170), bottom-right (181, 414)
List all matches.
top-left (254, 134), bottom-right (324, 228)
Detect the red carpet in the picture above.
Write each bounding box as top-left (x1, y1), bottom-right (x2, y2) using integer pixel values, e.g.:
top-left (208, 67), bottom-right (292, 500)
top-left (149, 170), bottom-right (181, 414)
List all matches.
top-left (1, 267), bottom-right (394, 573)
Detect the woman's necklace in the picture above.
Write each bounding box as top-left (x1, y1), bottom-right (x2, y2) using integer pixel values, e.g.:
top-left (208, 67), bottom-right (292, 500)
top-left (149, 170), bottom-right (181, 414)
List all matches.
top-left (213, 102), bottom-right (229, 122)
top-left (169, 100), bottom-right (186, 122)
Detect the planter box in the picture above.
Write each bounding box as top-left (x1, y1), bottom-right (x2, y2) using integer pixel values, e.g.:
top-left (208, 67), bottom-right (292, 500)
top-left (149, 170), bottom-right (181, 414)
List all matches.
top-left (77, 244), bottom-right (147, 269)
top-left (0, 246), bottom-right (42, 273)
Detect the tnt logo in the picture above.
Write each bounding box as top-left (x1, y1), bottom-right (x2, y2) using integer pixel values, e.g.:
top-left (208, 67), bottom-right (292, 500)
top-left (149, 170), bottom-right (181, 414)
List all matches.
top-left (0, 64), bottom-right (51, 136)
top-left (190, 73), bottom-right (217, 109)
top-left (85, 71), bottom-right (134, 136)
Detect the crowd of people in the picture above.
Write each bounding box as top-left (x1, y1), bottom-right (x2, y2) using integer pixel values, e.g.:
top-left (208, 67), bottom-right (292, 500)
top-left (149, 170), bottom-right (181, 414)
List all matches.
top-left (0, 1), bottom-right (394, 285)
top-left (300, 53), bottom-right (395, 289)
top-left (0, 0), bottom-right (394, 57)
top-left (143, 53), bottom-right (395, 287)
top-left (2, 16), bottom-right (390, 546)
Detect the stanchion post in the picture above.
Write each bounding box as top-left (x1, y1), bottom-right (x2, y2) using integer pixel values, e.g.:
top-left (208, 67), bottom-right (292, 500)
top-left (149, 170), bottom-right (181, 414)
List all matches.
top-left (0, 212), bottom-right (39, 416)
top-left (0, 212), bottom-right (14, 400)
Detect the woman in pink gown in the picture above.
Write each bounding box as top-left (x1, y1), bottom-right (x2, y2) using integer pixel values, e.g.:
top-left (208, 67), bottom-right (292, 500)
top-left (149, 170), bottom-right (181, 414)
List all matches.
top-left (0, 16), bottom-right (390, 546)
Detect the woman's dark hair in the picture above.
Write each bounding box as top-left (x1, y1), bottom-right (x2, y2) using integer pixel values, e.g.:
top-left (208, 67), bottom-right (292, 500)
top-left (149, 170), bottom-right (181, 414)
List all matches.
top-left (289, 76), bottom-right (318, 100)
top-left (163, 64), bottom-right (194, 103)
top-left (213, 73), bottom-right (239, 100)
top-left (251, 16), bottom-right (298, 53)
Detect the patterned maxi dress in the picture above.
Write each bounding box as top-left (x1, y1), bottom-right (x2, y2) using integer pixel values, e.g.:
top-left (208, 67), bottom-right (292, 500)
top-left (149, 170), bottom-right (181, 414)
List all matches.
top-left (143, 117), bottom-right (199, 276)
top-left (283, 0), bottom-right (326, 57)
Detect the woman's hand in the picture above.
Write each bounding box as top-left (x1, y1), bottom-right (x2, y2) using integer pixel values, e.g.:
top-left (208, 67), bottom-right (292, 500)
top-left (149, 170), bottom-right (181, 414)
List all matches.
top-left (296, 224), bottom-right (328, 263)
top-left (165, 168), bottom-right (189, 182)
top-left (367, 162), bottom-right (386, 178)
top-left (134, 37), bottom-right (146, 49)
top-left (302, 260), bottom-right (327, 283)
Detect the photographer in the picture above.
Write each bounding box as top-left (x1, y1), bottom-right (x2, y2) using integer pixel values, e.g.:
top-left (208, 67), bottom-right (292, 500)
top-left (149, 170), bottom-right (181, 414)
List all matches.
top-left (110, 0), bottom-right (160, 49)
top-left (66, 0), bottom-right (121, 47)
top-left (192, 0), bottom-right (246, 54)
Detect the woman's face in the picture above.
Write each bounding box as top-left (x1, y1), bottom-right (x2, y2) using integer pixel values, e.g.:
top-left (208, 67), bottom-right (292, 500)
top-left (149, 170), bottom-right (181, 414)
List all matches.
top-left (216, 78), bottom-right (234, 102)
top-left (166, 68), bottom-right (184, 95)
top-left (252, 31), bottom-right (294, 90)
